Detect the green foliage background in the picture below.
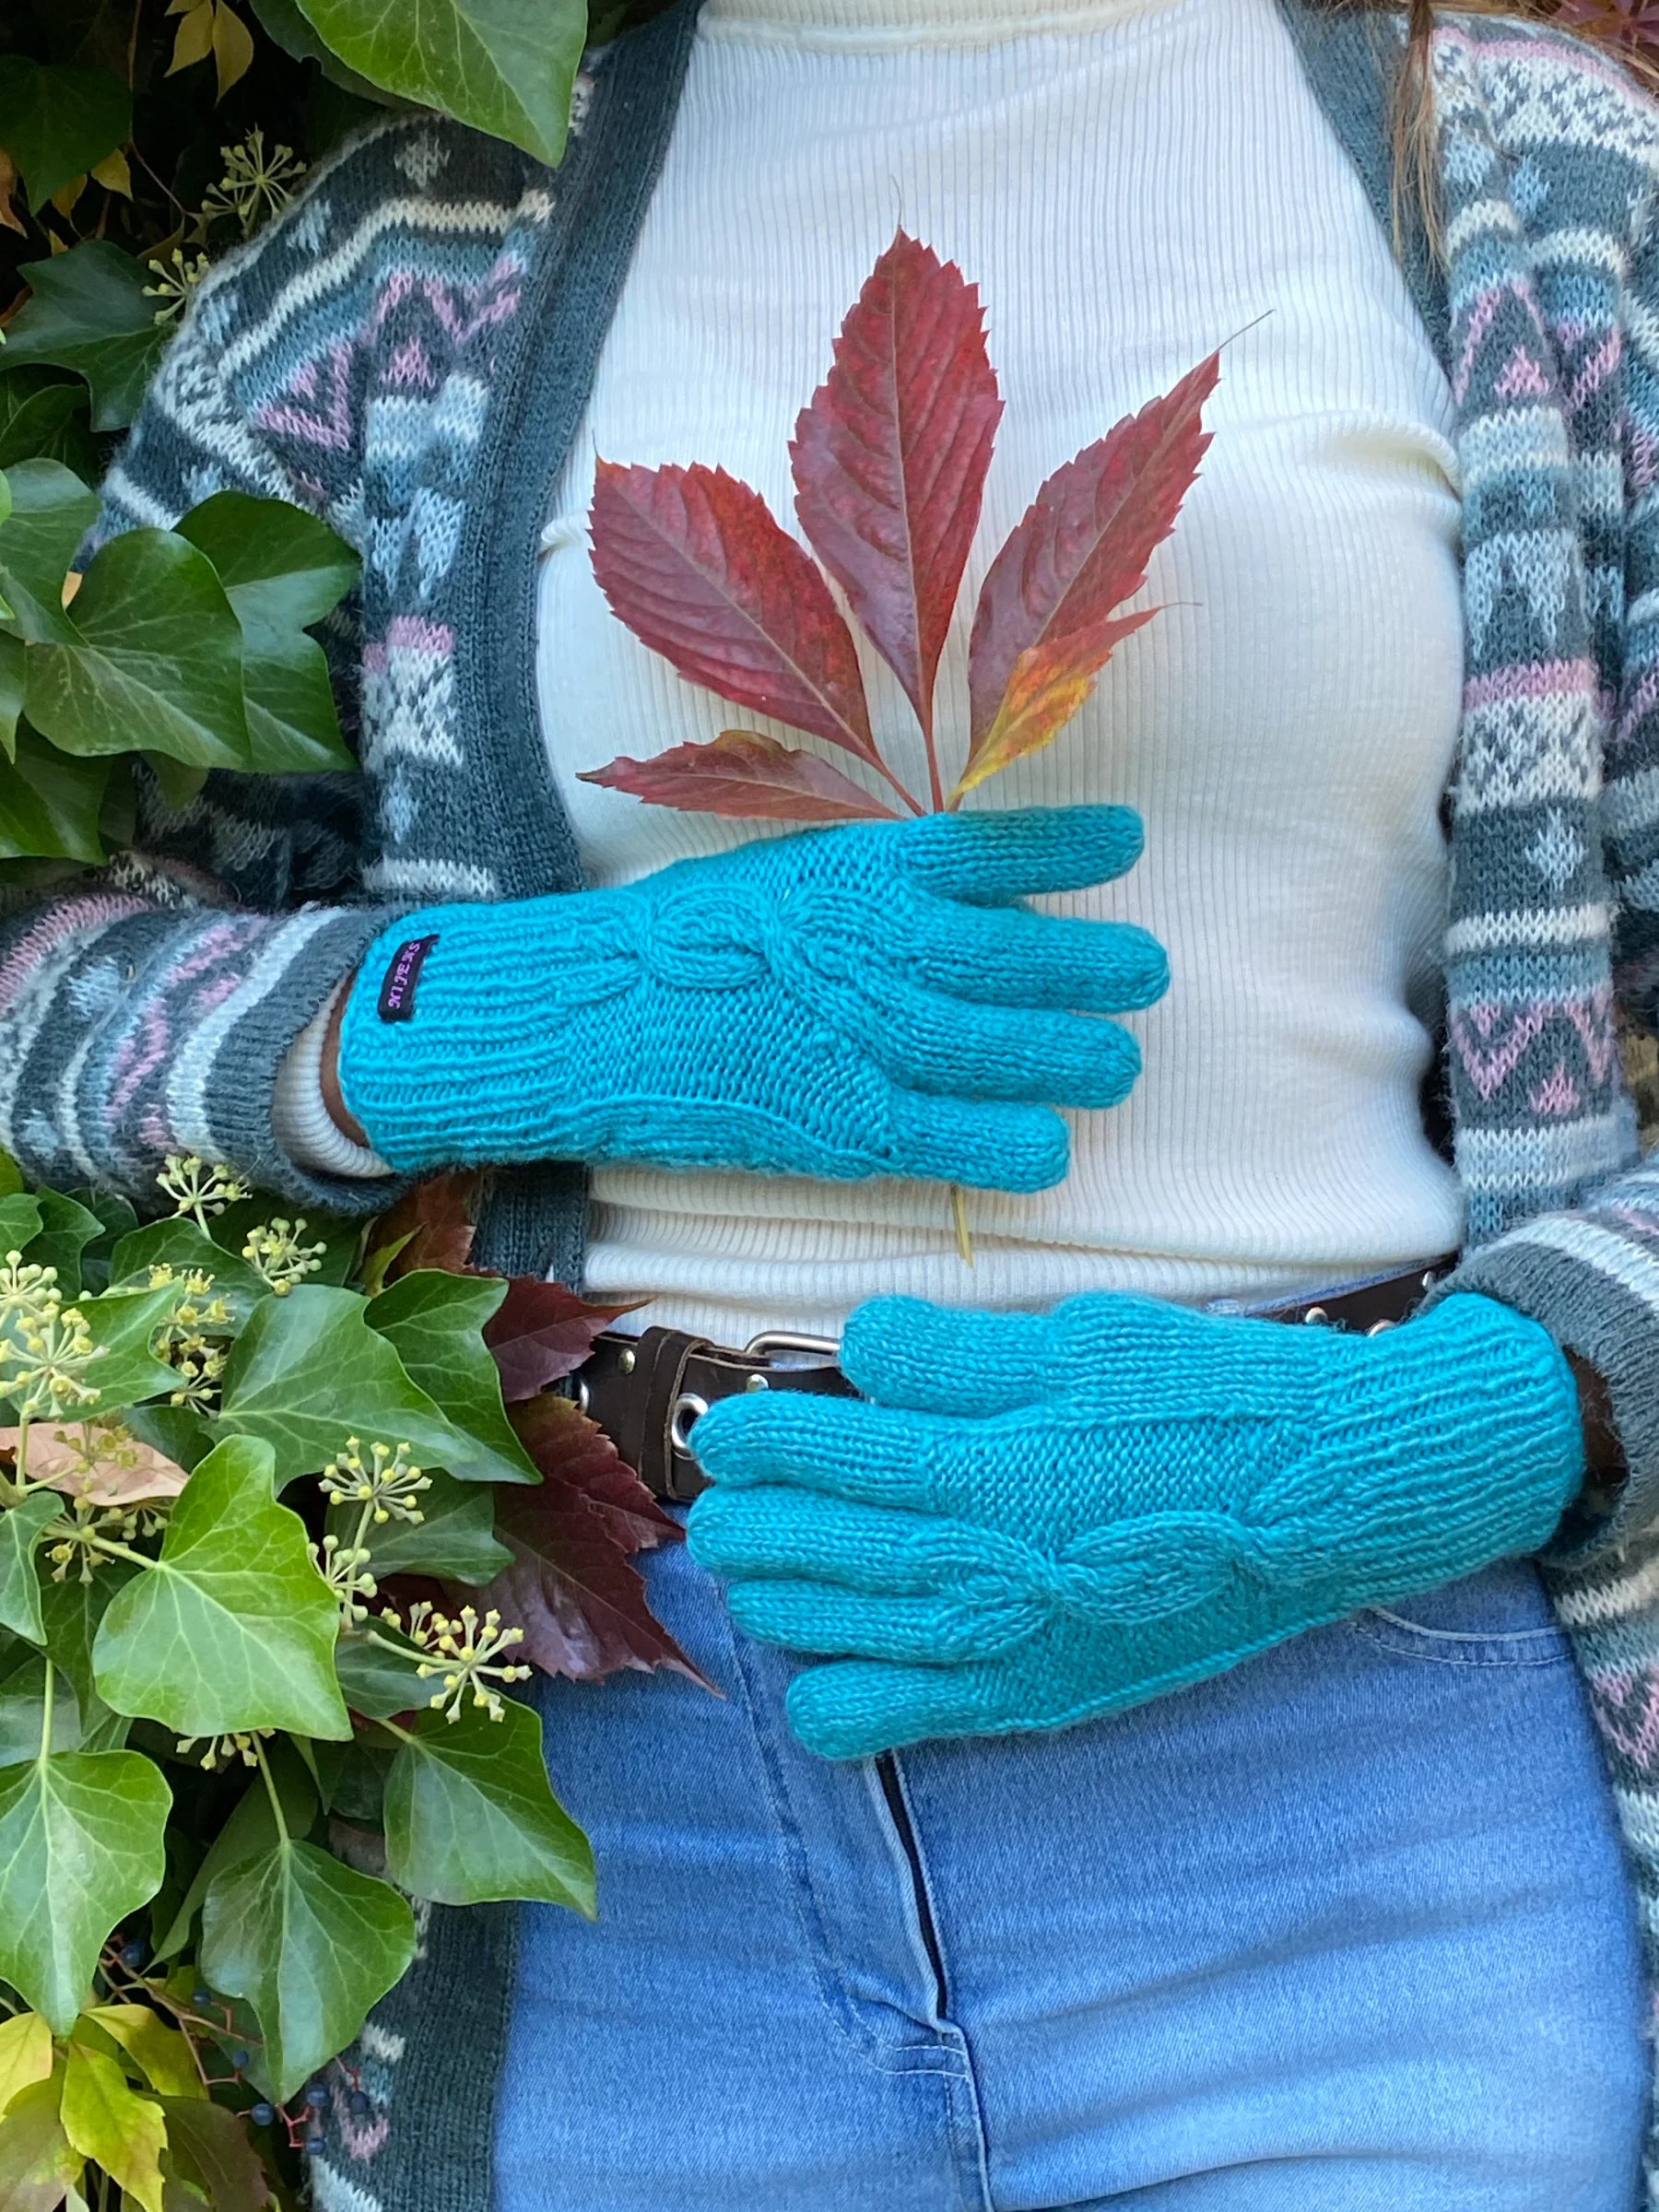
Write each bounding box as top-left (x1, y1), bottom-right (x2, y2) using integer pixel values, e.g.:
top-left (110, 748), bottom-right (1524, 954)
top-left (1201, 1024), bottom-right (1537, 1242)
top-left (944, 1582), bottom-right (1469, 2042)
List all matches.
top-left (0, 6), bottom-right (667, 2206)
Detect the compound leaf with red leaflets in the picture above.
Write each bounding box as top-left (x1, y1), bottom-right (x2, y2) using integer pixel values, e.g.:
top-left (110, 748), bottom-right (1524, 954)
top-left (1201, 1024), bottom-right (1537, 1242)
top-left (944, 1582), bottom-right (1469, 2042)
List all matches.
top-left (588, 460), bottom-right (879, 765)
top-left (364, 1172), bottom-right (479, 1284)
top-left (582, 729), bottom-right (901, 823)
top-left (791, 230), bottom-right (1002, 755)
top-left (484, 1278), bottom-right (639, 1404)
top-left (481, 1393), bottom-right (703, 1686)
top-left (960, 350), bottom-right (1218, 795)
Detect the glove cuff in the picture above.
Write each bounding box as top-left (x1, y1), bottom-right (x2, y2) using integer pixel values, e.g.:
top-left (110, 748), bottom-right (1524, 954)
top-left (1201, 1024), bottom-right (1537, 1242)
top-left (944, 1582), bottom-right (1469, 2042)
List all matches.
top-left (1320, 1291), bottom-right (1585, 1588)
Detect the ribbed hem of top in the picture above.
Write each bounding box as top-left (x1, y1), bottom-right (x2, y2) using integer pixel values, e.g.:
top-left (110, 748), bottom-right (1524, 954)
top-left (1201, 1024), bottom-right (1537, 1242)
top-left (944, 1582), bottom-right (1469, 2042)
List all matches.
top-left (700, 0), bottom-right (1182, 44)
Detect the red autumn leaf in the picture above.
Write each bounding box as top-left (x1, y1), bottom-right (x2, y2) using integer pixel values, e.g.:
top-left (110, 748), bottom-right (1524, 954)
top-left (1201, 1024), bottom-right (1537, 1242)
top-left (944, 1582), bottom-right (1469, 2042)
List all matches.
top-left (791, 229), bottom-right (1002, 771)
top-left (961, 349), bottom-right (1218, 791)
top-left (478, 1392), bottom-right (706, 1686)
top-left (367, 1171), bottom-right (480, 1282)
top-left (588, 459), bottom-right (880, 766)
top-left (954, 607), bottom-right (1159, 798)
top-left (582, 728), bottom-right (902, 823)
top-left (484, 1278), bottom-right (639, 1403)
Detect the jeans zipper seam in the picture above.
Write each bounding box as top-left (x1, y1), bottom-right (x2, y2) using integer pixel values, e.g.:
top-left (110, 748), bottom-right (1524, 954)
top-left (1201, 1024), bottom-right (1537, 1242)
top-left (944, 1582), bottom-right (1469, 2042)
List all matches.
top-left (876, 1750), bottom-right (950, 2019)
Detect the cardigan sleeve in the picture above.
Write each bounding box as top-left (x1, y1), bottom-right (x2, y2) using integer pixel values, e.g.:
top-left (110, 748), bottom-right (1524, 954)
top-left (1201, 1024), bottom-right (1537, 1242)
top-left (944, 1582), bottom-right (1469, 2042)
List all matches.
top-left (1435, 176), bottom-right (1659, 1558)
top-left (0, 192), bottom-right (410, 1215)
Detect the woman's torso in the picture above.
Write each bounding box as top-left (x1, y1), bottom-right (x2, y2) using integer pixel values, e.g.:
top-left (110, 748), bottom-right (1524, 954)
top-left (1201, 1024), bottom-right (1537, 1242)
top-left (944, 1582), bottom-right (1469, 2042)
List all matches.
top-left (535, 0), bottom-right (1467, 1342)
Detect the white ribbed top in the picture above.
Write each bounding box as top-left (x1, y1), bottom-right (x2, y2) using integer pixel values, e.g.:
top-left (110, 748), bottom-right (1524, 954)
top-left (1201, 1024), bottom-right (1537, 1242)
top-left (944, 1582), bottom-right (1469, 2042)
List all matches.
top-left (535, 0), bottom-right (1467, 1341)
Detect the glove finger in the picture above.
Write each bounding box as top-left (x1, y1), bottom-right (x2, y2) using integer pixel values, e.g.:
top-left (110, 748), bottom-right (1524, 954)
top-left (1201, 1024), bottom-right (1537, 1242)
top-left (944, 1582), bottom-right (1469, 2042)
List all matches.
top-left (898, 900), bottom-right (1168, 1016)
top-left (866, 972), bottom-right (1143, 1108)
top-left (882, 1089), bottom-right (1070, 1192)
top-left (688, 1394), bottom-right (944, 1505)
top-left (727, 1579), bottom-right (997, 1664)
top-left (786, 1658), bottom-right (999, 1759)
top-left (900, 806), bottom-right (1146, 904)
top-left (688, 1485), bottom-right (945, 1584)
top-left (841, 1296), bottom-right (1054, 1415)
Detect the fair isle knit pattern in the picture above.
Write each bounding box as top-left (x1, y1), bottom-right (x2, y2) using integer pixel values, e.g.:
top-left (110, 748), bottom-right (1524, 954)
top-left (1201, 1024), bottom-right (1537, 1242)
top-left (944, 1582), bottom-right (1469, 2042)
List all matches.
top-left (5, 3), bottom-right (1659, 2201)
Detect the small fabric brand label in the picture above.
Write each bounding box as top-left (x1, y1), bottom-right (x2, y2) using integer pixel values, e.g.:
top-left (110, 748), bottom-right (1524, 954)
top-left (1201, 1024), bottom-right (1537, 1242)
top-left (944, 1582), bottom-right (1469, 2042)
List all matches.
top-left (377, 935), bottom-right (440, 1021)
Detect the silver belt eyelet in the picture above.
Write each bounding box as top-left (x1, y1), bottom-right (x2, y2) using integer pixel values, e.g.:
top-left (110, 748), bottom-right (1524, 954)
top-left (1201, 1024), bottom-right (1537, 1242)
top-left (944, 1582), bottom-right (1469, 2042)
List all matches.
top-left (670, 1392), bottom-right (709, 1457)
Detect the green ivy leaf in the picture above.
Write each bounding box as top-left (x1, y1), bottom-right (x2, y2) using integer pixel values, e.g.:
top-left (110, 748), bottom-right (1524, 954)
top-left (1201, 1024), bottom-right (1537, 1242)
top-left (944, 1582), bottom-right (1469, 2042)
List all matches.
top-left (23, 1186), bottom-right (105, 1300)
top-left (155, 1748), bottom-right (316, 1961)
top-left (0, 1493), bottom-right (59, 1644)
top-left (0, 729), bottom-right (109, 865)
top-left (68, 1190), bottom-right (141, 1297)
top-left (0, 461), bottom-right (98, 646)
top-left (218, 1285), bottom-right (535, 1486)
top-left (366, 1270), bottom-right (536, 1480)
top-left (110, 1218), bottom-right (270, 1333)
top-left (288, 0), bottom-right (586, 167)
top-left (54, 1281), bottom-right (191, 1416)
top-left (25, 527), bottom-right (251, 769)
top-left (2, 245), bottom-right (170, 433)
top-left (0, 371), bottom-right (99, 477)
top-left (176, 492), bottom-right (359, 774)
top-left (0, 1194), bottom-right (42, 1251)
top-left (382, 1698), bottom-right (594, 1912)
top-left (248, 0), bottom-right (401, 102)
top-left (332, 1624), bottom-right (427, 1721)
top-left (0, 636), bottom-right (22, 759)
top-left (0, 2077), bottom-right (82, 2211)
top-left (91, 1436), bottom-right (350, 1741)
top-left (0, 61), bottom-right (132, 209)
top-left (38, 1566), bottom-right (133, 1750)
top-left (333, 1465), bottom-right (511, 1584)
top-left (0, 1653), bottom-right (82, 1768)
top-left (0, 1742), bottom-right (171, 2030)
top-left (199, 1836), bottom-right (416, 2102)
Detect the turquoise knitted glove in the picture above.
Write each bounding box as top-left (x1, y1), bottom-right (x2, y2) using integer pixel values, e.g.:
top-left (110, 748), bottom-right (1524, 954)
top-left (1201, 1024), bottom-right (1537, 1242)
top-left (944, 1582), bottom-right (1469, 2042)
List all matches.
top-left (337, 806), bottom-right (1164, 1187)
top-left (686, 1290), bottom-right (1585, 1759)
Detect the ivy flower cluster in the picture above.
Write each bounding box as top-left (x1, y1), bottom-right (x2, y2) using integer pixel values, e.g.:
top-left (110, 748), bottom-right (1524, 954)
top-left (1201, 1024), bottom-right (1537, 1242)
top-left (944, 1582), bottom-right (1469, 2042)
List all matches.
top-left (0, 1250), bottom-right (101, 1429)
top-left (242, 1218), bottom-right (327, 1296)
top-left (381, 1600), bottom-right (535, 1724)
top-left (157, 1154), bottom-right (250, 1230)
top-left (200, 127), bottom-right (306, 237)
top-left (149, 1265), bottom-right (234, 1413)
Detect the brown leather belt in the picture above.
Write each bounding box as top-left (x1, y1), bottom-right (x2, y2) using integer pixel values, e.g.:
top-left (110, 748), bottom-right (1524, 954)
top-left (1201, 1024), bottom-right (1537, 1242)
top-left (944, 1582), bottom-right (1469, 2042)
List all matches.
top-left (579, 1257), bottom-right (1457, 1503)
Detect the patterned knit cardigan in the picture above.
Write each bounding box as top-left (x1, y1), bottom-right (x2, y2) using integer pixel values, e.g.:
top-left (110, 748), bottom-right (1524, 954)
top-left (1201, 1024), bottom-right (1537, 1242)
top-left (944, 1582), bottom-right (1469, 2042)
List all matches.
top-left (7, 0), bottom-right (1659, 2199)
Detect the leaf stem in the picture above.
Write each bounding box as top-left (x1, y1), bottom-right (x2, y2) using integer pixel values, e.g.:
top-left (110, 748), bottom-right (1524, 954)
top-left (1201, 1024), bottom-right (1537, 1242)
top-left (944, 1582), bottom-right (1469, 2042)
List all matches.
top-left (870, 755), bottom-right (927, 818)
top-left (13, 1413), bottom-right (29, 1497)
top-left (252, 1735), bottom-right (288, 1845)
top-left (370, 1714), bottom-right (417, 1747)
top-left (39, 1659), bottom-right (53, 1762)
top-left (83, 1535), bottom-right (155, 1571)
top-left (950, 1185), bottom-right (974, 1267)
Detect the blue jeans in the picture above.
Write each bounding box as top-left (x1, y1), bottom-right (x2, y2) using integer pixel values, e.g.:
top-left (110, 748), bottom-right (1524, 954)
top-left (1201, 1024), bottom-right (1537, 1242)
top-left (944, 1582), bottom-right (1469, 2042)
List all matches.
top-left (497, 1539), bottom-right (1649, 2209)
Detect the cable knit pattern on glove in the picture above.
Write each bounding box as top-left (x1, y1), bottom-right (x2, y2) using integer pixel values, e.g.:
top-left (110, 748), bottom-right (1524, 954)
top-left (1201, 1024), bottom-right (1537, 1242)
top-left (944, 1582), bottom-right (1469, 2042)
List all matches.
top-left (687, 1289), bottom-right (1586, 1759)
top-left (336, 806), bottom-right (1165, 1187)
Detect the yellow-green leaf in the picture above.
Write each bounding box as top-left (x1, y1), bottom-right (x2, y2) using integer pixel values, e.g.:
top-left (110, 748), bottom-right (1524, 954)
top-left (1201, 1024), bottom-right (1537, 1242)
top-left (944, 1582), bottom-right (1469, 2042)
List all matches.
top-left (90, 150), bottom-right (132, 198)
top-left (949, 608), bottom-right (1157, 804)
top-left (0, 2075), bottom-right (81, 2212)
top-left (168, 1), bottom-right (216, 73)
top-left (0, 2013), bottom-right (53, 2120)
top-left (212, 3), bottom-right (256, 97)
top-left (82, 2007), bottom-right (203, 2101)
top-left (60, 2044), bottom-right (166, 2212)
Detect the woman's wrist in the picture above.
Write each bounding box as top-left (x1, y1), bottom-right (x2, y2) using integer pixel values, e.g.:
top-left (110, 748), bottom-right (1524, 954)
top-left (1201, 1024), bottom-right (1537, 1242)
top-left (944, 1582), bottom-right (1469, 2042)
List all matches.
top-left (321, 972), bottom-right (371, 1147)
top-left (1569, 1351), bottom-right (1625, 1488)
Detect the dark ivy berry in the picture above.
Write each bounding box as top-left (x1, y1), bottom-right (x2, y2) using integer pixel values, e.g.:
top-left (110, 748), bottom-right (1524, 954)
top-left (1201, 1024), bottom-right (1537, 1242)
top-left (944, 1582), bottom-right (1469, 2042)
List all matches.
top-left (231, 2047), bottom-right (252, 2071)
top-left (304, 2080), bottom-right (329, 2109)
top-left (250, 2101), bottom-right (275, 2128)
top-left (305, 2135), bottom-right (325, 2157)
top-left (119, 1938), bottom-right (147, 1970)
top-left (192, 1987), bottom-right (211, 2008)
top-left (348, 2090), bottom-right (370, 2116)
